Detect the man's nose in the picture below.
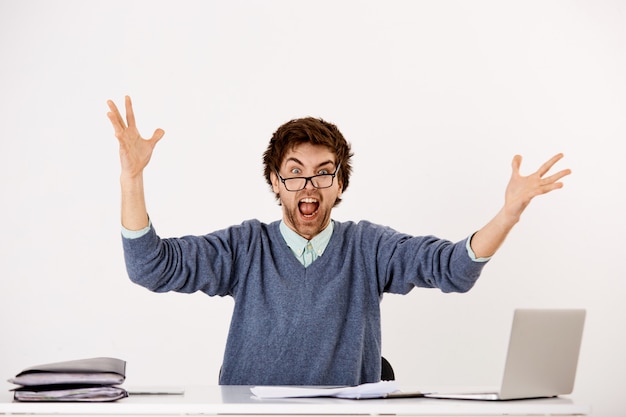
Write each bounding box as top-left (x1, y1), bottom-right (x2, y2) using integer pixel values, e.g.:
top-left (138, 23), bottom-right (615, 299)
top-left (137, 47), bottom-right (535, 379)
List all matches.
top-left (303, 177), bottom-right (316, 190)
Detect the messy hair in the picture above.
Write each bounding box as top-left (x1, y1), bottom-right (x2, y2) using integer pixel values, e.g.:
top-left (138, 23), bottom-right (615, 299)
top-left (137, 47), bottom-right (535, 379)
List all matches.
top-left (263, 117), bottom-right (353, 206)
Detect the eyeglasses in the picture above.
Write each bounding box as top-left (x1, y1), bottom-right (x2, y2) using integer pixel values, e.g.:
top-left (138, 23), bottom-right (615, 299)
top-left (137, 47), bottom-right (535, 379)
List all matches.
top-left (276, 163), bottom-right (341, 192)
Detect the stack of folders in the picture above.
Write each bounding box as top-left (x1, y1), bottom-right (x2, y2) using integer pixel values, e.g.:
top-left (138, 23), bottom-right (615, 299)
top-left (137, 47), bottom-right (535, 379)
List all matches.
top-left (8, 357), bottom-right (128, 402)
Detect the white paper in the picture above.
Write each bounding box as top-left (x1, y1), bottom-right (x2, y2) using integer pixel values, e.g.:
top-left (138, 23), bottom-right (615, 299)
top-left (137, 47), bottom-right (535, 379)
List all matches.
top-left (251, 380), bottom-right (400, 399)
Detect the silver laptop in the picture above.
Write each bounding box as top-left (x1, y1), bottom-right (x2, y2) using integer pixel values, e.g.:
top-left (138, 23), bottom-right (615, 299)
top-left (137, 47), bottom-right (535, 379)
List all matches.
top-left (425, 309), bottom-right (586, 401)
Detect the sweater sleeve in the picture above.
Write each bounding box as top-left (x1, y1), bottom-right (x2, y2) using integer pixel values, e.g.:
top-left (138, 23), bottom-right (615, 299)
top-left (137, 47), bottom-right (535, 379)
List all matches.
top-left (121, 222), bottom-right (245, 296)
top-left (355, 222), bottom-right (488, 295)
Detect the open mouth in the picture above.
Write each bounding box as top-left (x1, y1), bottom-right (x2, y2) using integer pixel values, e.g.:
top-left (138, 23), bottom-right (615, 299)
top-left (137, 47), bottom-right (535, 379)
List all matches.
top-left (298, 197), bottom-right (320, 218)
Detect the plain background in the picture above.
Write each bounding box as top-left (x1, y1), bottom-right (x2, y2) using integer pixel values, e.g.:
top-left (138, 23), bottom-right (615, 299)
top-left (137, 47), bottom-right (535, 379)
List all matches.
top-left (0, 0), bottom-right (624, 415)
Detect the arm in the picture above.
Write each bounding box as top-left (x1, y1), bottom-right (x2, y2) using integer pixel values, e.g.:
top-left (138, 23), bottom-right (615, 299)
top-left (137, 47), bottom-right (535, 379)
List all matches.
top-left (106, 96), bottom-right (164, 230)
top-left (470, 153), bottom-right (571, 258)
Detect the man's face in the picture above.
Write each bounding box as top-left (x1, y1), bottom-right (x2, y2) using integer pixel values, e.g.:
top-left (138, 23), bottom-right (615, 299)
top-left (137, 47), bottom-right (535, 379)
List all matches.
top-left (271, 142), bottom-right (343, 240)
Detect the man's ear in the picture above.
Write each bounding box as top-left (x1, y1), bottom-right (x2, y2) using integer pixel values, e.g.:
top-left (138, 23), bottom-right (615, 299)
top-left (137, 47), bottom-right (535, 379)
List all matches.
top-left (271, 172), bottom-right (281, 194)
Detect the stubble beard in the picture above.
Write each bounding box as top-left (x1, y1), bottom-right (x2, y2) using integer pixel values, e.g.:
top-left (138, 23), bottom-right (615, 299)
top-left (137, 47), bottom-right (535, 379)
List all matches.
top-left (283, 201), bottom-right (332, 240)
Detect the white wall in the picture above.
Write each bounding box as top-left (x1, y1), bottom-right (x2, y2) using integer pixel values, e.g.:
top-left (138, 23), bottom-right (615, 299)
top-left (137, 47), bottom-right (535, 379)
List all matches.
top-left (0, 0), bottom-right (624, 415)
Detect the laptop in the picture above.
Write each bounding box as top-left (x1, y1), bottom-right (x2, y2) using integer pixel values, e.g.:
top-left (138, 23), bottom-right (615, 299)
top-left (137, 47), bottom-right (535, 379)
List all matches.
top-left (425, 309), bottom-right (586, 401)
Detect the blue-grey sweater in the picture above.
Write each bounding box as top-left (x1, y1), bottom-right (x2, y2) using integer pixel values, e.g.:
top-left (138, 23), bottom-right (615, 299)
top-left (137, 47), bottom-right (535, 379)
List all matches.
top-left (122, 219), bottom-right (487, 385)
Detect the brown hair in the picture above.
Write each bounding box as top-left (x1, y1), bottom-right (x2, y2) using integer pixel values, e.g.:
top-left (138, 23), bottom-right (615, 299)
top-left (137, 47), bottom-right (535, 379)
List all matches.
top-left (263, 117), bottom-right (353, 206)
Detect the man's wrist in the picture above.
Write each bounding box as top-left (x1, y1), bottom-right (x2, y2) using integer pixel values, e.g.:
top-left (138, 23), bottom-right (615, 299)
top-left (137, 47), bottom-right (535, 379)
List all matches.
top-left (466, 233), bottom-right (492, 263)
top-left (121, 219), bottom-right (151, 239)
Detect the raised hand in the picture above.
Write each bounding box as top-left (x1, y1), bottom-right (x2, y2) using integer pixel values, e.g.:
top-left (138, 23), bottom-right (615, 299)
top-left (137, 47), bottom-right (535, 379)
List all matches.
top-left (469, 153), bottom-right (571, 259)
top-left (107, 96), bottom-right (165, 179)
top-left (503, 153), bottom-right (572, 224)
top-left (107, 96), bottom-right (164, 230)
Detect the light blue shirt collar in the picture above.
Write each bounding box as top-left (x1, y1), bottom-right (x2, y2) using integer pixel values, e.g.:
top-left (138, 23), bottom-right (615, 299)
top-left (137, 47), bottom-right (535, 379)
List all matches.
top-left (279, 220), bottom-right (334, 267)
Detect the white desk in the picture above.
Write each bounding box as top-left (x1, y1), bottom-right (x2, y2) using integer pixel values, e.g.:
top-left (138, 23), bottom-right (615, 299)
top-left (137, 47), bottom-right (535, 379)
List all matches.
top-left (0, 385), bottom-right (590, 416)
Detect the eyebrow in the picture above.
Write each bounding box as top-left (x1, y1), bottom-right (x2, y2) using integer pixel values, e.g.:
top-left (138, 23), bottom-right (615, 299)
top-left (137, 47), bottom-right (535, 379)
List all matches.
top-left (284, 158), bottom-right (336, 169)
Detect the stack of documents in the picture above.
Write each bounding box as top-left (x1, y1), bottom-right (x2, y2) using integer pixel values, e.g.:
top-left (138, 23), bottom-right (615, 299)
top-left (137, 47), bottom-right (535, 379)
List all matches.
top-left (8, 357), bottom-right (128, 402)
top-left (251, 381), bottom-right (423, 400)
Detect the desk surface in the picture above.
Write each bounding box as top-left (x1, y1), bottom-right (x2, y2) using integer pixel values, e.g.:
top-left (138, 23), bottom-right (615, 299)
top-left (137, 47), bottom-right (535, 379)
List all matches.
top-left (0, 385), bottom-right (590, 416)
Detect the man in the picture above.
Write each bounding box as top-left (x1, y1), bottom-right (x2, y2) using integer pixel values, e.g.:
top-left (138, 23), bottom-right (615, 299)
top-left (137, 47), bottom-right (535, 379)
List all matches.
top-left (106, 96), bottom-right (571, 386)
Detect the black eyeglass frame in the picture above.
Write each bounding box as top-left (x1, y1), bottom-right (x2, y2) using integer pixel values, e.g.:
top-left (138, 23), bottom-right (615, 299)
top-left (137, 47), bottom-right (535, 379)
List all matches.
top-left (276, 163), bottom-right (341, 192)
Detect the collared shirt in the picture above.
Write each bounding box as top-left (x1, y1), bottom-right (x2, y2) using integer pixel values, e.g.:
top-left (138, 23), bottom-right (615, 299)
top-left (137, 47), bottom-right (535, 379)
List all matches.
top-left (466, 232), bottom-right (491, 262)
top-left (279, 220), bottom-right (334, 268)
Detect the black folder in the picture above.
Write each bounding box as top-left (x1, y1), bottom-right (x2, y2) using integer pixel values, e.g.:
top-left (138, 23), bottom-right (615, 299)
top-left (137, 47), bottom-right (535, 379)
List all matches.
top-left (9, 357), bottom-right (127, 402)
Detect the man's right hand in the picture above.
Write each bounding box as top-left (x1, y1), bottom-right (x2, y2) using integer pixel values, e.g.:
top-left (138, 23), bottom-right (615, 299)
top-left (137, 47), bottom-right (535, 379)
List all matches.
top-left (107, 96), bottom-right (164, 231)
top-left (107, 95), bottom-right (165, 179)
